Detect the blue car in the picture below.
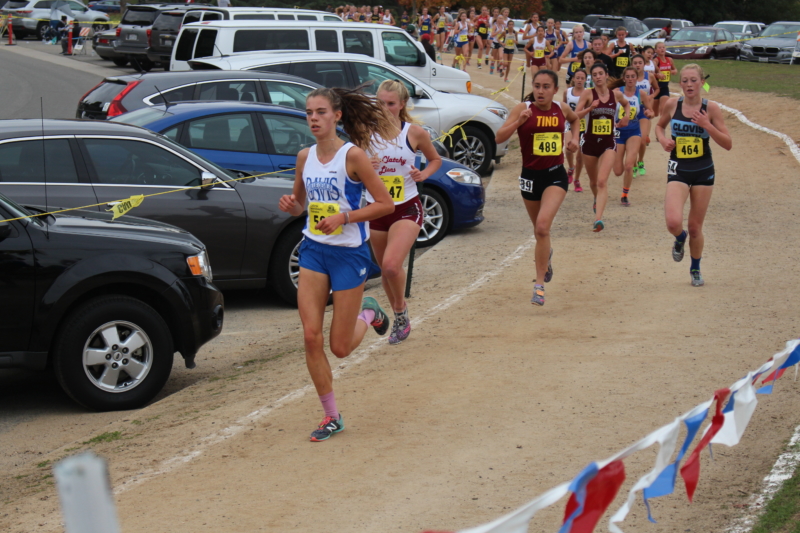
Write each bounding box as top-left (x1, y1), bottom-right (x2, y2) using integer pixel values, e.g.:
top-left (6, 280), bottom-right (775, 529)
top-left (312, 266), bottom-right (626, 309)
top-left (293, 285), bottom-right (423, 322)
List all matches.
top-left (88, 0), bottom-right (121, 14)
top-left (113, 101), bottom-right (485, 247)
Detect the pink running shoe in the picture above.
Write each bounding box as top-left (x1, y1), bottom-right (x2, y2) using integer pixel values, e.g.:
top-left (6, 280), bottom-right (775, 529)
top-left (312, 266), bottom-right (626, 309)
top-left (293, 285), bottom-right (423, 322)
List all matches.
top-left (567, 167), bottom-right (574, 185)
top-left (574, 179), bottom-right (583, 192)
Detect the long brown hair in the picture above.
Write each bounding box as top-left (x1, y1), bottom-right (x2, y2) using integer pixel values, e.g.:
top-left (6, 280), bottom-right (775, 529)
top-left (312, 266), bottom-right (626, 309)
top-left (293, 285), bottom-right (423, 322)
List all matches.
top-left (608, 66), bottom-right (638, 89)
top-left (306, 85), bottom-right (399, 153)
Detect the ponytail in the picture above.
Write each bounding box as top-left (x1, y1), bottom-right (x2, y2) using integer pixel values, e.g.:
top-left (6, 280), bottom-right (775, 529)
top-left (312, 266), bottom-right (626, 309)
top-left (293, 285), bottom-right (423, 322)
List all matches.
top-left (608, 66), bottom-right (638, 89)
top-left (306, 85), bottom-right (399, 153)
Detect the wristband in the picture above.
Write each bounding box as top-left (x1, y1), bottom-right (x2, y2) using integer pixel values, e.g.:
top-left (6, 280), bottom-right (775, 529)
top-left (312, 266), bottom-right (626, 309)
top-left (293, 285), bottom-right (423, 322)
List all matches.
top-left (344, 212), bottom-right (350, 225)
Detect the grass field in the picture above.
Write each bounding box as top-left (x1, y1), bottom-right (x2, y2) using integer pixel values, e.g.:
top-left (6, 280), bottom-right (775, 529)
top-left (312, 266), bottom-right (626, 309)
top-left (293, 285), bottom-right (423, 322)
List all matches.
top-left (752, 446), bottom-right (800, 533)
top-left (674, 59), bottom-right (800, 100)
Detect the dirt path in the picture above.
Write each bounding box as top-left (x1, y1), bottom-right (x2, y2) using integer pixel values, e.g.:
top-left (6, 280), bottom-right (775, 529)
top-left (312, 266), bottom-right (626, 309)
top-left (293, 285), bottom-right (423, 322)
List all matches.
top-left (3, 65), bottom-right (800, 533)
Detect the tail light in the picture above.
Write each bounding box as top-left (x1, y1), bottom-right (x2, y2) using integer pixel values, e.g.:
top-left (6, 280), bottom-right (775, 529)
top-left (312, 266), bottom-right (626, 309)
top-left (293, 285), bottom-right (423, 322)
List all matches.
top-left (99, 38), bottom-right (108, 44)
top-left (106, 80), bottom-right (141, 118)
top-left (116, 26), bottom-right (121, 37)
top-left (146, 28), bottom-right (151, 47)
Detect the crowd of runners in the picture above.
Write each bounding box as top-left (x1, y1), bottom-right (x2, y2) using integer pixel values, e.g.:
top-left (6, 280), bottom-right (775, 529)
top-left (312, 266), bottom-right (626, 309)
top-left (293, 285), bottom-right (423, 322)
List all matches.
top-left (278, 8), bottom-right (734, 442)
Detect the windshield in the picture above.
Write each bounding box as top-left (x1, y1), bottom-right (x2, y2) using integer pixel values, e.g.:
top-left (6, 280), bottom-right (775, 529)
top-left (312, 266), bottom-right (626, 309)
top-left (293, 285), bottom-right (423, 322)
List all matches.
top-left (714, 23), bottom-right (742, 32)
top-left (121, 8), bottom-right (157, 26)
top-left (156, 132), bottom-right (238, 181)
top-left (596, 18), bottom-right (623, 29)
top-left (672, 29), bottom-right (715, 42)
top-left (760, 24), bottom-right (800, 38)
top-left (0, 192), bottom-right (41, 226)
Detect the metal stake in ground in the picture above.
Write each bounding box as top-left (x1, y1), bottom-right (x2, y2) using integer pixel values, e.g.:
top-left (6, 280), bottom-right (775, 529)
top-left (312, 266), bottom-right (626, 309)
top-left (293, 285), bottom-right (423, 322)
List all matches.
top-left (405, 239), bottom-right (416, 298)
top-left (520, 69), bottom-right (526, 101)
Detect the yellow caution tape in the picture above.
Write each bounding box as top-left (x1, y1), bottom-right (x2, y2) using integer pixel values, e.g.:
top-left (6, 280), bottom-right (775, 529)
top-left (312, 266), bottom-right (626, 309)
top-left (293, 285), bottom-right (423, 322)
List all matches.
top-left (108, 194), bottom-right (143, 219)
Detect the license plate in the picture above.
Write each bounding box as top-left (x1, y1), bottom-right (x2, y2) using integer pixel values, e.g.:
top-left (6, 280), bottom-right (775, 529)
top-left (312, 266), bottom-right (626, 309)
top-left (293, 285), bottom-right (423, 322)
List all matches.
top-left (162, 38), bottom-right (173, 46)
top-left (758, 56), bottom-right (768, 62)
top-left (126, 34), bottom-right (137, 41)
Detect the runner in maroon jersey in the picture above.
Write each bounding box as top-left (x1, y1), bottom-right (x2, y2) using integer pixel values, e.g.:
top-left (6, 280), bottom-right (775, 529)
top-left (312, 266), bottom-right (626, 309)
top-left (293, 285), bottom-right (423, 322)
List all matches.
top-left (495, 70), bottom-right (580, 306)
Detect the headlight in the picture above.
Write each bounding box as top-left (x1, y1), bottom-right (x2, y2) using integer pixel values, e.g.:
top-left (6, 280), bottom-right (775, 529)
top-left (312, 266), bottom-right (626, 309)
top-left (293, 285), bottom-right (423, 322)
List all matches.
top-left (187, 250), bottom-right (213, 282)
top-left (488, 107), bottom-right (508, 120)
top-left (782, 46), bottom-right (795, 52)
top-left (696, 46), bottom-right (709, 54)
top-left (742, 44), bottom-right (752, 50)
top-left (446, 168), bottom-right (482, 185)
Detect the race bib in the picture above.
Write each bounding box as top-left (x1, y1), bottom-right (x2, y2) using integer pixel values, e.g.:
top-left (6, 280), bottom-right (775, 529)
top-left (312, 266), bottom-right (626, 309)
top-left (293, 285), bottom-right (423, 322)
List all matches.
top-left (533, 132), bottom-right (562, 156)
top-left (478, 26), bottom-right (487, 34)
top-left (570, 61), bottom-right (579, 72)
top-left (676, 137), bottom-right (703, 158)
top-left (667, 160), bottom-right (677, 175)
top-left (381, 175), bottom-right (405, 202)
top-left (308, 202), bottom-right (343, 235)
top-left (438, 19), bottom-right (445, 28)
top-left (616, 56), bottom-right (629, 68)
top-left (421, 24), bottom-right (429, 31)
top-left (617, 106), bottom-right (636, 121)
top-left (592, 119), bottom-right (612, 136)
top-left (580, 118), bottom-right (586, 132)
top-left (661, 71), bottom-right (671, 82)
top-left (505, 37), bottom-right (515, 48)
top-left (458, 34), bottom-right (468, 42)
top-left (534, 49), bottom-right (544, 58)
top-left (519, 177), bottom-right (534, 193)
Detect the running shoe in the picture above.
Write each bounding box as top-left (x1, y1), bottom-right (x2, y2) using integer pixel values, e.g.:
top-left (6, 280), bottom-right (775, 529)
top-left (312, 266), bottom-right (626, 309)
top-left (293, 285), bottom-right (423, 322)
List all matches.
top-left (361, 296), bottom-right (389, 335)
top-left (310, 414), bottom-right (344, 442)
top-left (543, 248), bottom-right (553, 283)
top-left (621, 195), bottom-right (630, 207)
top-left (478, 62), bottom-right (482, 69)
top-left (672, 239), bottom-right (685, 262)
top-left (490, 66), bottom-right (494, 75)
top-left (593, 220), bottom-right (604, 232)
top-left (531, 284), bottom-right (545, 306)
top-left (632, 166), bottom-right (639, 178)
top-left (388, 308), bottom-right (411, 345)
top-left (593, 201), bottom-right (596, 214)
top-left (690, 269), bottom-right (704, 287)
top-left (574, 179), bottom-right (583, 192)
top-left (638, 161), bottom-right (646, 176)
top-left (567, 167), bottom-right (574, 184)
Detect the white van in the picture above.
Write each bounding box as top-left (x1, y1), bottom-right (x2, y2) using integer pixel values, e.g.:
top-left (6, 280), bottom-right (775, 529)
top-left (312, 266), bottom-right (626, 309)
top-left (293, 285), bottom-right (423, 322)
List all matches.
top-left (170, 20), bottom-right (472, 94)
top-left (180, 7), bottom-right (342, 25)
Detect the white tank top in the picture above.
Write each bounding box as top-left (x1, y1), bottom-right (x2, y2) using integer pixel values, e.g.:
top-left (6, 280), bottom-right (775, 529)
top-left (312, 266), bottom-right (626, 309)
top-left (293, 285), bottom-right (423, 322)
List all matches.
top-left (532, 36), bottom-right (548, 52)
top-left (644, 60), bottom-right (656, 74)
top-left (365, 122), bottom-right (418, 205)
top-left (636, 75), bottom-right (651, 94)
top-left (566, 87), bottom-right (581, 110)
top-left (455, 21), bottom-right (469, 40)
top-left (382, 14), bottom-right (391, 24)
top-left (302, 142), bottom-right (368, 248)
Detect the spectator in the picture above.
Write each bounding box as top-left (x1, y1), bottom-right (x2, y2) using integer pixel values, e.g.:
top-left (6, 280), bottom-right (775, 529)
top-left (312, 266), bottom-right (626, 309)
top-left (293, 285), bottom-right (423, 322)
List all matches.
top-left (217, 0), bottom-right (231, 7)
top-left (59, 16), bottom-right (70, 53)
top-left (420, 33), bottom-right (436, 62)
top-left (660, 22), bottom-right (672, 39)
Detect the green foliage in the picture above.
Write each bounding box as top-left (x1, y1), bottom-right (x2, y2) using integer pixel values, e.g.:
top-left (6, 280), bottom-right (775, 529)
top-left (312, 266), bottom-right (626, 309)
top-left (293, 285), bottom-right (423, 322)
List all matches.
top-left (673, 60), bottom-right (800, 101)
top-left (751, 457), bottom-right (800, 533)
top-left (83, 431), bottom-right (122, 444)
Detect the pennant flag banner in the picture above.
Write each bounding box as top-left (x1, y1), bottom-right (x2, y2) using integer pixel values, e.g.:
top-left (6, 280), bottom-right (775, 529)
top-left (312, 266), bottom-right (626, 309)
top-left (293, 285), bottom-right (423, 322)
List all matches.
top-left (422, 339), bottom-right (800, 533)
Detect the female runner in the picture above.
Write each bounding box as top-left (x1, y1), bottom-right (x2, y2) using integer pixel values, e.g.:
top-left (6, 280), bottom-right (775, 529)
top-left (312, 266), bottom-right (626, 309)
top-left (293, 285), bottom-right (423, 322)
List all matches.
top-left (606, 26), bottom-right (632, 78)
top-left (544, 19), bottom-right (560, 71)
top-left (278, 87), bottom-right (397, 442)
top-left (434, 6), bottom-right (448, 54)
top-left (452, 11), bottom-right (470, 70)
top-left (418, 7), bottom-right (432, 42)
top-left (474, 6), bottom-right (490, 68)
top-left (575, 62), bottom-right (631, 232)
top-left (501, 19), bottom-right (518, 83)
top-left (576, 49), bottom-right (596, 88)
top-left (560, 24), bottom-right (588, 84)
top-left (369, 80), bottom-right (441, 343)
top-left (527, 25), bottom-right (549, 77)
top-left (655, 64), bottom-right (731, 287)
top-left (563, 68), bottom-right (588, 192)
top-left (553, 20), bottom-right (568, 71)
top-left (632, 53), bottom-right (659, 176)
top-left (465, 6), bottom-right (477, 66)
top-left (490, 15), bottom-right (505, 76)
top-left (654, 41), bottom-right (677, 116)
top-left (611, 66), bottom-right (654, 206)
top-left (495, 70), bottom-right (580, 306)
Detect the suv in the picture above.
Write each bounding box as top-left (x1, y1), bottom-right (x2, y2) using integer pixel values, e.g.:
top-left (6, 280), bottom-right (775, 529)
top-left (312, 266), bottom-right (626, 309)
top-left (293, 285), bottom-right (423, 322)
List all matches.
top-left (739, 20), bottom-right (800, 63)
top-left (187, 51), bottom-right (510, 175)
top-left (642, 18), bottom-right (694, 35)
top-left (113, 3), bottom-right (193, 72)
top-left (713, 21), bottom-right (765, 40)
top-left (0, 191), bottom-right (223, 411)
top-left (1, 0), bottom-right (110, 40)
top-left (146, 7), bottom-right (194, 68)
top-left (591, 16), bottom-right (649, 38)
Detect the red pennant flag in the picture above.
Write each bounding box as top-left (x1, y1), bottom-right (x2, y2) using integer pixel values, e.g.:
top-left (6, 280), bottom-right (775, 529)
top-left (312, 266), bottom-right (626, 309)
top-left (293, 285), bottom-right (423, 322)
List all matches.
top-left (680, 388), bottom-right (730, 502)
top-left (761, 367), bottom-right (787, 384)
top-left (563, 460), bottom-right (626, 533)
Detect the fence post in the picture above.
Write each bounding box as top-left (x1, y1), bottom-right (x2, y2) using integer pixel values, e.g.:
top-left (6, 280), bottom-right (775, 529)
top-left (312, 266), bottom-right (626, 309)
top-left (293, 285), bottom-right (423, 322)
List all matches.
top-left (54, 452), bottom-right (121, 533)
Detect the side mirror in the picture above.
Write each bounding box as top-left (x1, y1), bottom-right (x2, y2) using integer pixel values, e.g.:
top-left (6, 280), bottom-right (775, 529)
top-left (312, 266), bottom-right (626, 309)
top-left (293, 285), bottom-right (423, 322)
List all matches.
top-left (0, 221), bottom-right (11, 242)
top-left (414, 85), bottom-right (424, 98)
top-left (201, 171), bottom-right (217, 189)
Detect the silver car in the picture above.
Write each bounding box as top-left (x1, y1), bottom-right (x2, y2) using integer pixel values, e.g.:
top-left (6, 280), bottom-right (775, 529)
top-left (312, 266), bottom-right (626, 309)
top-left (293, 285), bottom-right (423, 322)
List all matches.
top-left (2, 0), bottom-right (110, 40)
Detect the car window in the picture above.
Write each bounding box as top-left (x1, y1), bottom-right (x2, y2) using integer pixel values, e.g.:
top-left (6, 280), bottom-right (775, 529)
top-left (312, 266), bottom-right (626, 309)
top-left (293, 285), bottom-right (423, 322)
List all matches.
top-left (183, 12), bottom-right (201, 25)
top-left (290, 61), bottom-right (348, 88)
top-left (351, 62), bottom-right (414, 95)
top-left (34, 1), bottom-right (52, 8)
top-left (233, 13), bottom-right (275, 20)
top-left (233, 29), bottom-right (309, 52)
top-left (262, 80), bottom-right (313, 109)
top-left (760, 24), bottom-right (800, 38)
top-left (202, 12), bottom-right (221, 21)
top-left (343, 30), bottom-right (374, 56)
top-left (149, 84), bottom-right (195, 104)
top-left (251, 63), bottom-right (290, 74)
top-left (162, 126), bottom-right (179, 141)
top-left (83, 139), bottom-right (201, 187)
top-left (175, 28), bottom-right (198, 60)
top-left (67, 1), bottom-right (85, 12)
top-left (153, 12), bottom-right (183, 32)
top-left (671, 29), bottom-right (715, 42)
top-left (298, 15), bottom-right (316, 21)
top-left (121, 8), bottom-right (156, 25)
top-left (748, 25), bottom-right (759, 34)
top-left (197, 80), bottom-right (258, 102)
top-left (277, 14), bottom-right (294, 20)
top-left (382, 31), bottom-right (418, 66)
top-left (315, 29), bottom-right (338, 52)
top-left (324, 15), bottom-right (340, 21)
top-left (186, 113), bottom-right (257, 153)
top-left (194, 29), bottom-right (217, 58)
top-left (723, 30), bottom-right (734, 41)
top-left (0, 139), bottom-right (79, 184)
top-left (260, 114), bottom-right (315, 155)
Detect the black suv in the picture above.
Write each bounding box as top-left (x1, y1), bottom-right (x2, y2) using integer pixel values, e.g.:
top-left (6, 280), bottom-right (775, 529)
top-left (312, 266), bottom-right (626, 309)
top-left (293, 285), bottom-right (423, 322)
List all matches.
top-left (146, 7), bottom-right (195, 68)
top-left (0, 192), bottom-right (223, 410)
top-left (591, 16), bottom-right (649, 38)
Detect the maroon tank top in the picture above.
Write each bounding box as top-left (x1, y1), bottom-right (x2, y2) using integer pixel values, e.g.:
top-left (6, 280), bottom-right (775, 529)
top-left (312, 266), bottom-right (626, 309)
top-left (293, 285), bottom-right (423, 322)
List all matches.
top-left (583, 88), bottom-right (616, 144)
top-left (517, 102), bottom-right (566, 170)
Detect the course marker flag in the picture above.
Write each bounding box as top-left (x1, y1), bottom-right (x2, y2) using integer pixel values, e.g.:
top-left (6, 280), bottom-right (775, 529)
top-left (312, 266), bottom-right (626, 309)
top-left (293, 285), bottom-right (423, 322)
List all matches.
top-left (107, 195), bottom-right (144, 220)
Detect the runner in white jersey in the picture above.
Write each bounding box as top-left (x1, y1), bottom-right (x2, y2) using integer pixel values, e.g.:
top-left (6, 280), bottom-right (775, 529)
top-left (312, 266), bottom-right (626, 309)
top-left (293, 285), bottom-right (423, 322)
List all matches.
top-left (632, 53), bottom-right (659, 177)
top-left (562, 68), bottom-right (588, 193)
top-left (367, 80), bottom-right (442, 345)
top-left (279, 86), bottom-right (397, 442)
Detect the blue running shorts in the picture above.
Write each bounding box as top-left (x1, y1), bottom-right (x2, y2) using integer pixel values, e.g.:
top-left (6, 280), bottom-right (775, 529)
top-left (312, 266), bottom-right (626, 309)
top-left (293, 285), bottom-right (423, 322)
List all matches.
top-left (298, 238), bottom-right (380, 292)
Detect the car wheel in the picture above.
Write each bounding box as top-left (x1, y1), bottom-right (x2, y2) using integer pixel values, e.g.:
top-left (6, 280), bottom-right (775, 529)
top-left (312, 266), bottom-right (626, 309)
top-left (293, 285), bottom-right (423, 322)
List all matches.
top-left (93, 20), bottom-right (107, 33)
top-left (53, 295), bottom-right (174, 411)
top-left (112, 57), bottom-right (129, 67)
top-left (452, 126), bottom-right (492, 175)
top-left (709, 51), bottom-right (717, 60)
top-left (268, 222), bottom-right (303, 306)
top-left (417, 187), bottom-right (450, 247)
top-left (36, 21), bottom-right (49, 40)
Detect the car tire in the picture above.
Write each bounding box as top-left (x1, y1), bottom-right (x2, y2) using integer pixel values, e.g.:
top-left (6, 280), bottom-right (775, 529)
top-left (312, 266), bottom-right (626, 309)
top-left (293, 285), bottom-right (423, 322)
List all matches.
top-left (452, 125), bottom-right (493, 176)
top-left (417, 187), bottom-right (450, 248)
top-left (36, 21), bottom-right (48, 40)
top-left (93, 20), bottom-right (107, 33)
top-left (112, 57), bottom-right (129, 67)
top-left (130, 56), bottom-right (154, 72)
top-left (53, 295), bottom-right (174, 411)
top-left (268, 222), bottom-right (304, 306)
top-left (709, 51), bottom-right (717, 60)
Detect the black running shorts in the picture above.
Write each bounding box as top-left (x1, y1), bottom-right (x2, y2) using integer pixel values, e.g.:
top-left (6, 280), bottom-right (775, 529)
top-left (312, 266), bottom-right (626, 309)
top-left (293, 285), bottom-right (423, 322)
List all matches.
top-left (519, 165), bottom-right (569, 202)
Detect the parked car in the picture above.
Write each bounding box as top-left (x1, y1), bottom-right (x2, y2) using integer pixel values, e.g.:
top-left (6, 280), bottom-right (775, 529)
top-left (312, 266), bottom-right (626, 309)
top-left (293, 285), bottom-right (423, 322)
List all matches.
top-left (642, 18), bottom-right (694, 35)
top-left (713, 21), bottom-right (765, 40)
top-left (560, 21), bottom-right (591, 34)
top-left (185, 51), bottom-right (509, 175)
top-left (111, 101), bottom-right (485, 250)
top-left (87, 0), bottom-right (119, 14)
top-left (626, 28), bottom-right (667, 49)
top-left (0, 191), bottom-right (223, 410)
top-left (1, 0), bottom-right (110, 40)
top-left (590, 15), bottom-right (649, 38)
top-left (739, 21), bottom-right (800, 64)
top-left (113, 3), bottom-right (188, 72)
top-left (92, 26), bottom-right (127, 66)
top-left (177, 6), bottom-right (341, 23)
top-left (0, 118), bottom-right (306, 305)
top-left (146, 7), bottom-right (193, 69)
top-left (581, 14), bottom-right (607, 29)
top-left (666, 26), bottom-right (740, 60)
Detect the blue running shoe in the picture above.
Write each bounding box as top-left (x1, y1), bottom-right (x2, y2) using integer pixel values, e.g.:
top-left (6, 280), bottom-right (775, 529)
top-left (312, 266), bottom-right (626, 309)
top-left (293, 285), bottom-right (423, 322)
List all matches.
top-left (690, 270), bottom-right (704, 287)
top-left (310, 414), bottom-right (344, 442)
